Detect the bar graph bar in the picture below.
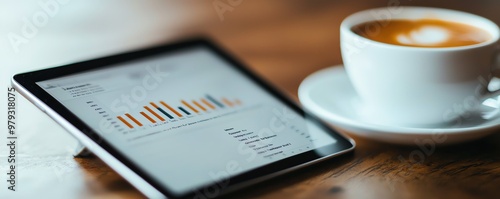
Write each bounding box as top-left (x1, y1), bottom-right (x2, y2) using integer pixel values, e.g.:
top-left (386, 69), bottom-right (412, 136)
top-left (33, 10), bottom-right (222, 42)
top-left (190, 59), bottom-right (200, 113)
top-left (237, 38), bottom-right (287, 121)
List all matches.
top-left (157, 108), bottom-right (174, 119)
top-left (117, 116), bottom-right (133, 129)
top-left (126, 113), bottom-right (143, 127)
top-left (150, 102), bottom-right (174, 119)
top-left (192, 100), bottom-right (207, 112)
top-left (181, 100), bottom-right (199, 113)
top-left (206, 95), bottom-right (224, 108)
top-left (178, 107), bottom-right (191, 115)
top-left (222, 98), bottom-right (234, 107)
top-left (160, 101), bottom-right (183, 117)
top-left (144, 106), bottom-right (165, 121)
top-left (140, 112), bottom-right (156, 123)
top-left (201, 98), bottom-right (216, 110)
top-left (112, 95), bottom-right (243, 130)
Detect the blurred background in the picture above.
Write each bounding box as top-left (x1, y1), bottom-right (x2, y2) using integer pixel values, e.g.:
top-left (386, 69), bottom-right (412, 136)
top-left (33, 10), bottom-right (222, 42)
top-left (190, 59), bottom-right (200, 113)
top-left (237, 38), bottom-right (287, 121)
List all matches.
top-left (0, 0), bottom-right (499, 198)
top-left (2, 0), bottom-right (499, 97)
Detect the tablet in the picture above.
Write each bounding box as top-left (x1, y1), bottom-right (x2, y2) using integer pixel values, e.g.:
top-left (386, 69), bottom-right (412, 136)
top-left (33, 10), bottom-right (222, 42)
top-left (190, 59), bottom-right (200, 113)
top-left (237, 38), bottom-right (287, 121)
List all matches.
top-left (12, 38), bottom-right (355, 199)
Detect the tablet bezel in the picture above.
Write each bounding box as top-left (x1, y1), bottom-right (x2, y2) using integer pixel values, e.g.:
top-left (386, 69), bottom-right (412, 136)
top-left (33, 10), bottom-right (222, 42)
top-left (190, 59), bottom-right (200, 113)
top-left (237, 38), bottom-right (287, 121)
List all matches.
top-left (12, 38), bottom-right (355, 199)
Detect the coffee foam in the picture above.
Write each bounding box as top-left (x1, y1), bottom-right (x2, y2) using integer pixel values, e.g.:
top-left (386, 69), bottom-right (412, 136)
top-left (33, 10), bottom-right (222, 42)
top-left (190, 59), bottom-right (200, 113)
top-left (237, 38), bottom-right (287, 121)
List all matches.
top-left (352, 19), bottom-right (492, 47)
top-left (397, 26), bottom-right (450, 46)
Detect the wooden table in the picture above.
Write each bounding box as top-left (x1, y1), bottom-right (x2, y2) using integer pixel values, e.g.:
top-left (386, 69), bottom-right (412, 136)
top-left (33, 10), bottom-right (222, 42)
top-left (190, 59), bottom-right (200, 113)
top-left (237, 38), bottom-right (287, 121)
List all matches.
top-left (1, 1), bottom-right (499, 199)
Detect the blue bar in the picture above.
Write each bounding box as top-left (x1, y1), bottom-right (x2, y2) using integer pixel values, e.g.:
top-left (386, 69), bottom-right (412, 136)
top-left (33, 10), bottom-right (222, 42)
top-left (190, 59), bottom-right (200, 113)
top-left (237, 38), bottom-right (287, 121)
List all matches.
top-left (178, 107), bottom-right (191, 115)
top-left (157, 108), bottom-right (174, 119)
top-left (206, 95), bottom-right (224, 108)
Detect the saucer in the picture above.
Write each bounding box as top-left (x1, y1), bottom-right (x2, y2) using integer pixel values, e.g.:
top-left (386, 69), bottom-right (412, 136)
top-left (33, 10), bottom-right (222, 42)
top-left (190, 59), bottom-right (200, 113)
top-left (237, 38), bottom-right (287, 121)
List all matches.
top-left (298, 65), bottom-right (500, 145)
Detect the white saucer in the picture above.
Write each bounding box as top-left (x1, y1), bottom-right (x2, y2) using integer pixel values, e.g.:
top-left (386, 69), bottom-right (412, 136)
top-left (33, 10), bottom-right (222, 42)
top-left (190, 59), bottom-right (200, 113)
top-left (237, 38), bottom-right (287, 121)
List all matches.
top-left (298, 66), bottom-right (500, 145)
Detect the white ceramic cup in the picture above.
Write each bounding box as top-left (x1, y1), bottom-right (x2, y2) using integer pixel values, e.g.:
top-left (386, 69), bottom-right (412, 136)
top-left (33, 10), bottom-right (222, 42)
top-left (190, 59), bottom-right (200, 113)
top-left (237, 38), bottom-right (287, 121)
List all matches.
top-left (340, 6), bottom-right (500, 127)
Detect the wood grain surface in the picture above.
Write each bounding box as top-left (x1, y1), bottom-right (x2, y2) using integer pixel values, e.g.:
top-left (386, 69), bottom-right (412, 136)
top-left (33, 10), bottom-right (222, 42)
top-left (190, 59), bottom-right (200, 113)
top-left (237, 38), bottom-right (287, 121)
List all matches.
top-left (1, 1), bottom-right (499, 199)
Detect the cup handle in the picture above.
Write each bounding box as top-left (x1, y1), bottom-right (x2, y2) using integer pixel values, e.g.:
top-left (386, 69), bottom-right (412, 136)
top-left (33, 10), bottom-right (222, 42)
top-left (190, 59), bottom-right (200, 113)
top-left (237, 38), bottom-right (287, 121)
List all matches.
top-left (479, 46), bottom-right (500, 100)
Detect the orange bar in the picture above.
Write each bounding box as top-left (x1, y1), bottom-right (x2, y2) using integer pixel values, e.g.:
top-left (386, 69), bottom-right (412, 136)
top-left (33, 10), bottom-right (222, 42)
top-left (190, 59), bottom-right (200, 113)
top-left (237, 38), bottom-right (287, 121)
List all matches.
top-left (234, 99), bottom-right (242, 105)
top-left (201, 98), bottom-right (216, 110)
top-left (126, 113), bottom-right (143, 127)
top-left (222, 98), bottom-right (234, 107)
top-left (140, 112), bottom-right (156, 123)
top-left (144, 106), bottom-right (165, 121)
top-left (181, 100), bottom-right (199, 113)
top-left (150, 102), bottom-right (160, 108)
top-left (160, 101), bottom-right (183, 117)
top-left (117, 116), bottom-right (133, 129)
top-left (192, 100), bottom-right (207, 112)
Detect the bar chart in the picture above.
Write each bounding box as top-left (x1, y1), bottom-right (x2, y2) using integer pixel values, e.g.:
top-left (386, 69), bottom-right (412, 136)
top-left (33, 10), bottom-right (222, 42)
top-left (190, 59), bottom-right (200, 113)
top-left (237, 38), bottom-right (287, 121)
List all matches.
top-left (116, 94), bottom-right (243, 129)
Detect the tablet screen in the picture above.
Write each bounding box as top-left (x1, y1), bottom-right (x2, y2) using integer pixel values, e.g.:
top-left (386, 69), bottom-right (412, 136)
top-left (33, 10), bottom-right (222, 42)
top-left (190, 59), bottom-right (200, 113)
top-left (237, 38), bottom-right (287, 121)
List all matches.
top-left (35, 46), bottom-right (338, 195)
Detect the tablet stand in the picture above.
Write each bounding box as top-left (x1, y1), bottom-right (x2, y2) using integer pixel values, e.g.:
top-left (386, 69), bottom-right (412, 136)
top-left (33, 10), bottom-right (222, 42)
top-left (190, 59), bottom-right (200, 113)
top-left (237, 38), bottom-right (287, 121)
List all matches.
top-left (72, 142), bottom-right (92, 157)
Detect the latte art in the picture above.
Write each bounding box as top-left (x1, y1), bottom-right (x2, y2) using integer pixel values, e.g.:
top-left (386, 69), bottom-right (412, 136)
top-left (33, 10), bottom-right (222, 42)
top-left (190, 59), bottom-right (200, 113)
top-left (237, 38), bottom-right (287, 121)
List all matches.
top-left (397, 26), bottom-right (449, 46)
top-left (352, 19), bottom-right (491, 47)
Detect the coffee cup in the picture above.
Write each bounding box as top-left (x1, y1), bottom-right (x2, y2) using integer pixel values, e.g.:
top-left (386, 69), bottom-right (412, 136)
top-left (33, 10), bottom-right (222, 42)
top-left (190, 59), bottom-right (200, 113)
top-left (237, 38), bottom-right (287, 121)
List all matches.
top-left (340, 6), bottom-right (500, 127)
